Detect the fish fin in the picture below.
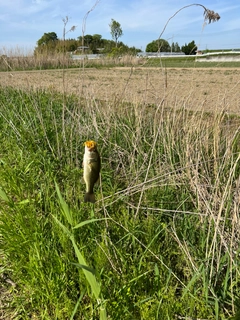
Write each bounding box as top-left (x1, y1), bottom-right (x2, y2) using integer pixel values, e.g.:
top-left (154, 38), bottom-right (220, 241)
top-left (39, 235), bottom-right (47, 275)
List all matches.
top-left (95, 176), bottom-right (100, 187)
top-left (84, 192), bottom-right (95, 203)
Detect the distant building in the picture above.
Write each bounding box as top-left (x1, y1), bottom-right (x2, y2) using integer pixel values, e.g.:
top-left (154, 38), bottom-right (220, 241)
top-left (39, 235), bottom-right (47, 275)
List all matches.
top-left (76, 46), bottom-right (89, 52)
top-left (137, 52), bottom-right (185, 58)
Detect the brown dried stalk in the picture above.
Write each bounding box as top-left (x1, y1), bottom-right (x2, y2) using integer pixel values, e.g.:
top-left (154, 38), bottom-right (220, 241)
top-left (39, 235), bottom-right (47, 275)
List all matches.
top-left (158, 3), bottom-right (220, 40)
top-left (62, 16), bottom-right (77, 41)
top-left (203, 8), bottom-right (220, 24)
top-left (82, 0), bottom-right (100, 51)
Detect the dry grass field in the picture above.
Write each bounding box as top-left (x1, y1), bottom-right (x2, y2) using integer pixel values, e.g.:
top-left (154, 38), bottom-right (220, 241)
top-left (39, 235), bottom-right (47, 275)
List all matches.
top-left (1, 66), bottom-right (240, 115)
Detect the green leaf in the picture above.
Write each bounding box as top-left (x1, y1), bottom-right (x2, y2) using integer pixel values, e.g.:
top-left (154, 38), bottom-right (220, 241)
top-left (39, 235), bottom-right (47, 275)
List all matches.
top-left (55, 181), bottom-right (73, 226)
top-left (70, 290), bottom-right (85, 320)
top-left (71, 238), bottom-right (101, 299)
top-left (52, 215), bottom-right (72, 239)
top-left (70, 262), bottom-right (96, 275)
top-left (154, 263), bottom-right (159, 277)
top-left (17, 199), bottom-right (30, 205)
top-left (74, 218), bottom-right (109, 229)
top-left (0, 188), bottom-right (10, 202)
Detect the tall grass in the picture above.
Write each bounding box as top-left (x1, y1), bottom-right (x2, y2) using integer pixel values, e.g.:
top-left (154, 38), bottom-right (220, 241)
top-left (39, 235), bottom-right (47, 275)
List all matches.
top-left (0, 48), bottom-right (146, 71)
top-left (1, 47), bottom-right (240, 71)
top-left (0, 69), bottom-right (239, 319)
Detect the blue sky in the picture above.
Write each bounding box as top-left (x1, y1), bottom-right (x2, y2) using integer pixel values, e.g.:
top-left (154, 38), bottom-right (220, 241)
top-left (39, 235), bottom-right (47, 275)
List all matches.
top-left (0, 0), bottom-right (240, 54)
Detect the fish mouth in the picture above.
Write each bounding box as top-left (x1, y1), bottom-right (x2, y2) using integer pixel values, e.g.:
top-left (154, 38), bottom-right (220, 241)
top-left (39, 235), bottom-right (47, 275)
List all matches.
top-left (84, 140), bottom-right (97, 150)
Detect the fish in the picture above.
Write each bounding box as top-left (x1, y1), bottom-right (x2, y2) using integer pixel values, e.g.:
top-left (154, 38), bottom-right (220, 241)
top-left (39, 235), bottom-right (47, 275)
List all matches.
top-left (83, 140), bottom-right (101, 203)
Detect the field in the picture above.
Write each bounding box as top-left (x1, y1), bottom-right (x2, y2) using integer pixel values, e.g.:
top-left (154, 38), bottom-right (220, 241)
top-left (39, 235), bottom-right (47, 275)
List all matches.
top-left (0, 64), bottom-right (240, 115)
top-left (0, 57), bottom-right (240, 319)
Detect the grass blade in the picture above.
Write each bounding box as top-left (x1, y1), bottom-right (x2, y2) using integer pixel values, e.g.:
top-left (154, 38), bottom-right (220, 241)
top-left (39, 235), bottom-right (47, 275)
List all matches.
top-left (74, 218), bottom-right (109, 229)
top-left (55, 181), bottom-right (73, 226)
top-left (0, 188), bottom-right (10, 202)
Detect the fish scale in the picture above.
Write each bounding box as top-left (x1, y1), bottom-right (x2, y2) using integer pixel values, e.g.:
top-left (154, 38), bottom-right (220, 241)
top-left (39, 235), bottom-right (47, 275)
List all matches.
top-left (83, 140), bottom-right (101, 203)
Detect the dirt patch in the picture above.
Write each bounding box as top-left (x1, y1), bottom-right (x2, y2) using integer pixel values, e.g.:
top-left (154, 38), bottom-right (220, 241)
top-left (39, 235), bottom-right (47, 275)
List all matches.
top-left (0, 67), bottom-right (240, 115)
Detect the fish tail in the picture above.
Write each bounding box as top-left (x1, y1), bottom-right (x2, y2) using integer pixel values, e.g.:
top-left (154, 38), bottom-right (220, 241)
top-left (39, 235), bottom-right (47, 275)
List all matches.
top-left (84, 192), bottom-right (95, 203)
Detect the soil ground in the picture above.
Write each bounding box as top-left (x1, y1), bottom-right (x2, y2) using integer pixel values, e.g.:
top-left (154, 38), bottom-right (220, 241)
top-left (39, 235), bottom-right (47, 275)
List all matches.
top-left (0, 67), bottom-right (240, 115)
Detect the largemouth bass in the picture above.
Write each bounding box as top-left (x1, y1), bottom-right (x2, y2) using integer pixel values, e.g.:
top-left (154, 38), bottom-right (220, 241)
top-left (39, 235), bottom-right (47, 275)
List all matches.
top-left (83, 140), bottom-right (101, 203)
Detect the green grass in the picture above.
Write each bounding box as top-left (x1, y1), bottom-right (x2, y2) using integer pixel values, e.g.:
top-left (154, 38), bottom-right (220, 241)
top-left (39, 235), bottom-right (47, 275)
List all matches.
top-left (0, 85), bottom-right (240, 319)
top-left (143, 56), bottom-right (240, 68)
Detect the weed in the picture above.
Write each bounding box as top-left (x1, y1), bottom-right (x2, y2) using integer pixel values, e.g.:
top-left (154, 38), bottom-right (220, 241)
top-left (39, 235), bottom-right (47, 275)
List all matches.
top-left (0, 84), bottom-right (239, 318)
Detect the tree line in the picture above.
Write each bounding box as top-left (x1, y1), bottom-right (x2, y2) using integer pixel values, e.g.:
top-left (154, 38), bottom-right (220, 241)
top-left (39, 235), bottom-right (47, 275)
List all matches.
top-left (34, 18), bottom-right (137, 56)
top-left (35, 32), bottom-right (197, 56)
top-left (35, 18), bottom-right (197, 56)
top-left (34, 32), bottom-right (140, 56)
top-left (146, 39), bottom-right (197, 55)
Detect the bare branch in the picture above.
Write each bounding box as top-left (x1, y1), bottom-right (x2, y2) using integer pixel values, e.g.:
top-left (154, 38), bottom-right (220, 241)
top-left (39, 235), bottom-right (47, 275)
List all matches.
top-left (82, 0), bottom-right (100, 50)
top-left (62, 16), bottom-right (77, 41)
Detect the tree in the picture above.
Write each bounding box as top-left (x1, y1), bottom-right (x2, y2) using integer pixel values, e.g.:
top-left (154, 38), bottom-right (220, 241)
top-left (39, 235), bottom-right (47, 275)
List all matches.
top-left (37, 32), bottom-right (58, 46)
top-left (84, 34), bottom-right (93, 47)
top-left (35, 32), bottom-right (59, 54)
top-left (181, 40), bottom-right (197, 55)
top-left (92, 34), bottom-right (103, 47)
top-left (77, 34), bottom-right (104, 53)
top-left (91, 34), bottom-right (104, 53)
top-left (109, 19), bottom-right (123, 47)
top-left (146, 39), bottom-right (170, 52)
top-left (171, 41), bottom-right (181, 52)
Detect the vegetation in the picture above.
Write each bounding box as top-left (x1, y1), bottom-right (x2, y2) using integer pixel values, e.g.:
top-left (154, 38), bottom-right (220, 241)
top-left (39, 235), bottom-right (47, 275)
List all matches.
top-left (34, 33), bottom-right (138, 56)
top-left (1, 51), bottom-right (240, 72)
top-left (37, 32), bottom-right (58, 46)
top-left (145, 39), bottom-right (197, 54)
top-left (1, 5), bottom-right (239, 318)
top-left (146, 39), bottom-right (171, 53)
top-left (109, 19), bottom-right (123, 47)
top-left (0, 76), bottom-right (240, 319)
top-left (77, 34), bottom-right (105, 53)
top-left (30, 2), bottom-right (223, 59)
top-left (181, 40), bottom-right (197, 55)
top-left (32, 4), bottom-right (222, 56)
